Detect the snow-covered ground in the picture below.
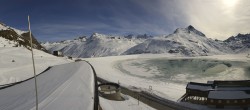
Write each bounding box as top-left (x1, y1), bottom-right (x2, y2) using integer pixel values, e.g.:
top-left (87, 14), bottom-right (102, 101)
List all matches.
top-left (0, 37), bottom-right (19, 47)
top-left (85, 53), bottom-right (250, 102)
top-left (0, 47), bottom-right (154, 110)
top-left (1, 46), bottom-right (249, 109)
top-left (0, 61), bottom-right (95, 110)
top-left (0, 47), bottom-right (70, 85)
top-left (100, 94), bottom-right (155, 110)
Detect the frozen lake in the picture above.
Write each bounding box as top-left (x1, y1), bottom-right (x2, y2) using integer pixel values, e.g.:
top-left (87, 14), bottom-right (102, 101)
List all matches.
top-left (87, 54), bottom-right (250, 101)
top-left (116, 58), bottom-right (250, 84)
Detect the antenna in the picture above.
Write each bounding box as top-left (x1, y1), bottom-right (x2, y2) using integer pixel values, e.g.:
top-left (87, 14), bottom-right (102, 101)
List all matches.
top-left (28, 15), bottom-right (38, 110)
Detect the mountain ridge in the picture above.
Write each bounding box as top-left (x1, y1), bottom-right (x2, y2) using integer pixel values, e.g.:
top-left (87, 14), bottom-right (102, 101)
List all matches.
top-left (124, 26), bottom-right (232, 56)
top-left (224, 33), bottom-right (250, 53)
top-left (0, 22), bottom-right (45, 51)
top-left (42, 25), bottom-right (242, 58)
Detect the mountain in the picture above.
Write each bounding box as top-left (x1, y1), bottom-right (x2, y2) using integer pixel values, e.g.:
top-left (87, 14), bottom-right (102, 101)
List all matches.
top-left (0, 22), bottom-right (45, 50)
top-left (42, 33), bottom-right (147, 57)
top-left (224, 33), bottom-right (250, 53)
top-left (123, 25), bottom-right (232, 56)
top-left (43, 25), bottom-right (236, 58)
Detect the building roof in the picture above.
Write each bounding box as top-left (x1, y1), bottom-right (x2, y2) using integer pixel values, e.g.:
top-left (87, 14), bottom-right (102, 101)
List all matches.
top-left (208, 91), bottom-right (250, 99)
top-left (215, 87), bottom-right (250, 91)
top-left (186, 82), bottom-right (213, 91)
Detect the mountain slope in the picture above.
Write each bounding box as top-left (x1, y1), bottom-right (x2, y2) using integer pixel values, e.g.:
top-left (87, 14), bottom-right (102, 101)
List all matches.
top-left (43, 33), bottom-right (146, 58)
top-left (43, 25), bottom-right (236, 58)
top-left (224, 33), bottom-right (250, 53)
top-left (0, 22), bottom-right (45, 50)
top-left (124, 25), bottom-right (232, 56)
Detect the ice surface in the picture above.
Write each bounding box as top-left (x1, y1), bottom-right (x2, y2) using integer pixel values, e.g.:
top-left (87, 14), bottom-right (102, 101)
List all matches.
top-left (116, 58), bottom-right (250, 84)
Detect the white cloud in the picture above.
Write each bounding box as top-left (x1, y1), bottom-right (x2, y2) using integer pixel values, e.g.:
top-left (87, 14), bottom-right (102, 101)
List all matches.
top-left (174, 0), bottom-right (250, 40)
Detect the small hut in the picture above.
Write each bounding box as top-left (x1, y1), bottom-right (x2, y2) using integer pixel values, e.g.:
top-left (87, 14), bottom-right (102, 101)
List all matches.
top-left (53, 51), bottom-right (63, 57)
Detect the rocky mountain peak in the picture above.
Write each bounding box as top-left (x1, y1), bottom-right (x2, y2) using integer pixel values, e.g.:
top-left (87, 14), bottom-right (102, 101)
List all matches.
top-left (186, 25), bottom-right (206, 37)
top-left (0, 22), bottom-right (45, 51)
top-left (173, 25), bottom-right (206, 37)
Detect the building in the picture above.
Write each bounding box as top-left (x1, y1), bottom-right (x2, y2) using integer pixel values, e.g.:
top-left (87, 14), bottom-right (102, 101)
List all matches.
top-left (52, 51), bottom-right (63, 57)
top-left (180, 80), bottom-right (250, 109)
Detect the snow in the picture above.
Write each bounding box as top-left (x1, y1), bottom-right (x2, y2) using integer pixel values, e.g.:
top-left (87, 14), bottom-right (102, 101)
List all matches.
top-left (0, 61), bottom-right (95, 110)
top-left (100, 95), bottom-right (155, 110)
top-left (85, 53), bottom-right (250, 102)
top-left (85, 54), bottom-right (187, 101)
top-left (0, 23), bottom-right (27, 35)
top-left (0, 47), bottom-right (155, 110)
top-left (0, 47), bottom-right (69, 85)
top-left (43, 26), bottom-right (238, 58)
top-left (0, 37), bottom-right (18, 47)
top-left (225, 33), bottom-right (250, 53)
top-left (124, 26), bottom-right (232, 56)
top-left (12, 28), bottom-right (27, 36)
top-left (42, 33), bottom-right (148, 58)
top-left (0, 23), bottom-right (8, 30)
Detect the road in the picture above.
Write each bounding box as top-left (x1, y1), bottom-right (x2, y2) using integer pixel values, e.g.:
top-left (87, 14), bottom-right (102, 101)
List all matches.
top-left (0, 61), bottom-right (96, 110)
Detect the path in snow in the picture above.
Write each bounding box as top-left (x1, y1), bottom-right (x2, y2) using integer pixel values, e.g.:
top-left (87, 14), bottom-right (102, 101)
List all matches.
top-left (0, 61), bottom-right (95, 110)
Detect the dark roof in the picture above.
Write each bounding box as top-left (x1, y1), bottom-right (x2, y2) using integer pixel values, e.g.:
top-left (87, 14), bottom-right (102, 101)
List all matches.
top-left (215, 87), bottom-right (250, 91)
top-left (186, 82), bottom-right (213, 91)
top-left (214, 80), bottom-right (250, 84)
top-left (208, 91), bottom-right (250, 99)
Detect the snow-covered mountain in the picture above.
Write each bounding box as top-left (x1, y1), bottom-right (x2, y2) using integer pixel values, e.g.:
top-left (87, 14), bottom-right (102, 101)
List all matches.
top-left (42, 33), bottom-right (147, 57)
top-left (124, 25), bottom-right (232, 56)
top-left (0, 22), bottom-right (45, 50)
top-left (224, 33), bottom-right (250, 53)
top-left (43, 25), bottom-right (240, 58)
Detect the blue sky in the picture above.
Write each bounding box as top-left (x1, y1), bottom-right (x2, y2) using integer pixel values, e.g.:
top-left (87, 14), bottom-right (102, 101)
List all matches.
top-left (0, 0), bottom-right (249, 42)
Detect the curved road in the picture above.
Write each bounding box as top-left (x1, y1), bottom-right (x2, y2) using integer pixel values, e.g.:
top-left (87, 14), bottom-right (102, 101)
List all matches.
top-left (0, 61), bottom-right (96, 110)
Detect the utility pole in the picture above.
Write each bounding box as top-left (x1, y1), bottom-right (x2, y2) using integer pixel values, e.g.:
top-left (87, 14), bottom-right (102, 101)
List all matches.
top-left (28, 15), bottom-right (38, 110)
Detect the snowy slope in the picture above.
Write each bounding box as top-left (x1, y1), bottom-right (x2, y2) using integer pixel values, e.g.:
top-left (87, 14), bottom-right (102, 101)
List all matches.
top-left (43, 33), bottom-right (146, 58)
top-left (0, 47), bottom-right (69, 84)
top-left (224, 33), bottom-right (250, 53)
top-left (0, 22), bottom-right (44, 50)
top-left (0, 61), bottom-right (94, 110)
top-left (0, 22), bottom-right (27, 35)
top-left (42, 36), bottom-right (87, 53)
top-left (43, 25), bottom-right (235, 58)
top-left (124, 25), bottom-right (232, 56)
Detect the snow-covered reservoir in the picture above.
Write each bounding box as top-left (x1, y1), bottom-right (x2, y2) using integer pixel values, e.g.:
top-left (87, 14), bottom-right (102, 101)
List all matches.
top-left (116, 58), bottom-right (250, 84)
top-left (86, 54), bottom-right (250, 101)
top-left (0, 61), bottom-right (95, 110)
